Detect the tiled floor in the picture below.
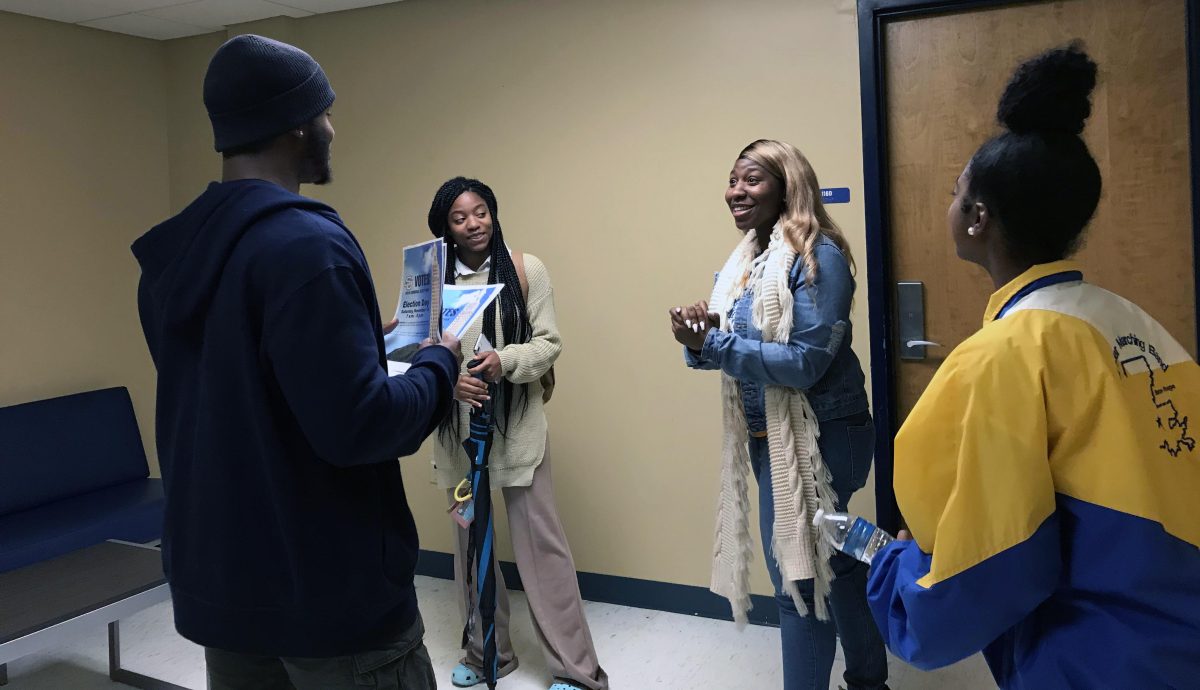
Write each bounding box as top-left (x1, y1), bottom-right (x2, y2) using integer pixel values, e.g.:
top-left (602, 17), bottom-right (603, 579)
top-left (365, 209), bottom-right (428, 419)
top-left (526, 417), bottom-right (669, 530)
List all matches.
top-left (4, 575), bottom-right (992, 689)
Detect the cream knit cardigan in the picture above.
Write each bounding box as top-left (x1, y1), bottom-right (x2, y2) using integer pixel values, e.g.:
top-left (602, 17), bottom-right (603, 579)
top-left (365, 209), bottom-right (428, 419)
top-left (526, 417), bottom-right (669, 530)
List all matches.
top-left (708, 225), bottom-right (838, 625)
top-left (432, 254), bottom-right (561, 490)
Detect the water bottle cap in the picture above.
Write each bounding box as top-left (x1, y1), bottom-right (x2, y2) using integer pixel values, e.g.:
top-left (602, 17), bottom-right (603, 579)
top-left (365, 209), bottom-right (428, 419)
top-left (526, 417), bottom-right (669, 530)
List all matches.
top-left (812, 508), bottom-right (825, 526)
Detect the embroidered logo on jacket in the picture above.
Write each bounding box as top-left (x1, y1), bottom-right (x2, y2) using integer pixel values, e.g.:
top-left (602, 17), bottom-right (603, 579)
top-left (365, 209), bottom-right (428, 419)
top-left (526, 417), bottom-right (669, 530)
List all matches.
top-left (1114, 333), bottom-right (1195, 458)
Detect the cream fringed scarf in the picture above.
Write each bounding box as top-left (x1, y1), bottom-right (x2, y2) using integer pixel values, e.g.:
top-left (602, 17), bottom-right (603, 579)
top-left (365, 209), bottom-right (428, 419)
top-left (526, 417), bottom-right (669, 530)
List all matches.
top-left (708, 224), bottom-right (838, 626)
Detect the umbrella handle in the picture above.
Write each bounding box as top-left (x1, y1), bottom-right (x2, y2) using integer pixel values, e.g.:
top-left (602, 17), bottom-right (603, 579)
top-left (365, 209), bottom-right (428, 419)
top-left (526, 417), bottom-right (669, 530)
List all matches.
top-left (454, 478), bottom-right (474, 503)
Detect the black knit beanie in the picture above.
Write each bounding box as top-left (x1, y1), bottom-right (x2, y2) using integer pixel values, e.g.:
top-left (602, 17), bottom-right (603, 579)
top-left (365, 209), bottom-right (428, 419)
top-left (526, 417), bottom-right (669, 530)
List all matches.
top-left (203, 34), bottom-right (335, 153)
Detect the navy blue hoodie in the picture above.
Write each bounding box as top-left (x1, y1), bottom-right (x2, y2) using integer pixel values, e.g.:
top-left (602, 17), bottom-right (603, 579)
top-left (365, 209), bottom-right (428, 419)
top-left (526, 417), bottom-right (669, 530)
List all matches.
top-left (132, 179), bottom-right (457, 657)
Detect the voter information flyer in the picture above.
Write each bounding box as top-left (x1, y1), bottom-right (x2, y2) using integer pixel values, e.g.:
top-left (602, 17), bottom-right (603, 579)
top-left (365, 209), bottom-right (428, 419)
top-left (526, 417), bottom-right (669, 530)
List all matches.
top-left (384, 239), bottom-right (444, 373)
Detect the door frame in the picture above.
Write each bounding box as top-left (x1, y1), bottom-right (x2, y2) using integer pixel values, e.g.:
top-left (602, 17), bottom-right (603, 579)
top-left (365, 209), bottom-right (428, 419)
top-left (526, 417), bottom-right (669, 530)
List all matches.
top-left (857, 0), bottom-right (1200, 533)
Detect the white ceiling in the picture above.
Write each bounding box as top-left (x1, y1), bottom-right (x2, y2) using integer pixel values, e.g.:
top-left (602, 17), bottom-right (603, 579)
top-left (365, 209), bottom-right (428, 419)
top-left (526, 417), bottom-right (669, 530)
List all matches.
top-left (0, 0), bottom-right (403, 40)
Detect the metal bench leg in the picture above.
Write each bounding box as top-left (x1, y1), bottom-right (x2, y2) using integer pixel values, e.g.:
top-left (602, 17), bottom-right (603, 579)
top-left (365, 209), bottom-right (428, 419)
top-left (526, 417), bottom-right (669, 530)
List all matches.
top-left (108, 621), bottom-right (189, 690)
top-left (1, 662), bottom-right (8, 685)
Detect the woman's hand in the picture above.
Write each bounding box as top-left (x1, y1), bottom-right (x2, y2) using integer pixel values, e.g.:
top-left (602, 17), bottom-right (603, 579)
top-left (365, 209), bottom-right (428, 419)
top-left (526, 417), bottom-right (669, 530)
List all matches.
top-left (455, 374), bottom-right (491, 408)
top-left (467, 350), bottom-right (503, 383)
top-left (670, 301), bottom-right (719, 351)
top-left (670, 306), bottom-right (702, 350)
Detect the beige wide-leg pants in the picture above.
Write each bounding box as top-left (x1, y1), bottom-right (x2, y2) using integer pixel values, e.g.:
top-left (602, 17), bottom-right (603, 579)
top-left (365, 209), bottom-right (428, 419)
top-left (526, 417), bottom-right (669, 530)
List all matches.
top-left (451, 438), bottom-right (609, 690)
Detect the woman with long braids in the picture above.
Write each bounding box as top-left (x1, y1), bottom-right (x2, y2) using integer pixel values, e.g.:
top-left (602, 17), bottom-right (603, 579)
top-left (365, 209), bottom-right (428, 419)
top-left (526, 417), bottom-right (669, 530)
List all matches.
top-left (670, 140), bottom-right (888, 690)
top-left (426, 177), bottom-right (608, 690)
top-left (867, 45), bottom-right (1200, 688)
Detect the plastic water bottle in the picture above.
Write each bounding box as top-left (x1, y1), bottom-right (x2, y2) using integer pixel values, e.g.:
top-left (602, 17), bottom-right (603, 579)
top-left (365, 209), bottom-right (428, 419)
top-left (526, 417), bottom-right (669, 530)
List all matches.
top-left (812, 509), bottom-right (895, 565)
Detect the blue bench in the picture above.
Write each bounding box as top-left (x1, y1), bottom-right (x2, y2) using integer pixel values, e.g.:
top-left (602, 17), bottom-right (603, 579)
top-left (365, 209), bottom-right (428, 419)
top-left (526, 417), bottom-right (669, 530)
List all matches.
top-left (0, 387), bottom-right (164, 574)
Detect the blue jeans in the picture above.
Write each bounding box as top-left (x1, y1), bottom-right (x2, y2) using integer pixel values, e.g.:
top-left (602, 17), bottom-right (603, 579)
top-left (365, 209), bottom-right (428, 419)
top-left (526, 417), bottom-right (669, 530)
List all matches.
top-left (749, 411), bottom-right (889, 690)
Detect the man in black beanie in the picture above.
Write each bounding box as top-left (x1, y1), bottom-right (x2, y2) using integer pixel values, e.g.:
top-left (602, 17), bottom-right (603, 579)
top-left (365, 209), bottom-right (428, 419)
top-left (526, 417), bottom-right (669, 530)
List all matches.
top-left (132, 34), bottom-right (458, 689)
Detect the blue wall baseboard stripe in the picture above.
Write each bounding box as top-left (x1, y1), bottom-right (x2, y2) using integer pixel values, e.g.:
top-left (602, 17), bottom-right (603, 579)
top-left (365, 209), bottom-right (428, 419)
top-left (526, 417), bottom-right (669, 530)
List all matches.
top-left (415, 549), bottom-right (780, 628)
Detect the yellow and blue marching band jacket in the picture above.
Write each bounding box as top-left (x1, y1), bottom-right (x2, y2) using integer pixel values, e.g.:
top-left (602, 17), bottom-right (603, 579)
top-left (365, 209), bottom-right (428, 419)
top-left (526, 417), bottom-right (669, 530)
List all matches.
top-left (868, 261), bottom-right (1199, 688)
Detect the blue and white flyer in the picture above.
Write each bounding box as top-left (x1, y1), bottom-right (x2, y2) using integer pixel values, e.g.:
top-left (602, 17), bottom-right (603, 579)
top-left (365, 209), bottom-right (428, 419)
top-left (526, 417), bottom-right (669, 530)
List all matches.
top-left (384, 238), bottom-right (444, 371)
top-left (441, 284), bottom-right (504, 339)
top-left (387, 284), bottom-right (503, 376)
top-left (384, 241), bottom-right (504, 376)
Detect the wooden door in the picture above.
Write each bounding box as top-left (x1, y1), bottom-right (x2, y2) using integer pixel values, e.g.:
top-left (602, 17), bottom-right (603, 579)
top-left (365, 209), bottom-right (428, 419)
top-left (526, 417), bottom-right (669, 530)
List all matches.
top-left (884, 0), bottom-right (1195, 420)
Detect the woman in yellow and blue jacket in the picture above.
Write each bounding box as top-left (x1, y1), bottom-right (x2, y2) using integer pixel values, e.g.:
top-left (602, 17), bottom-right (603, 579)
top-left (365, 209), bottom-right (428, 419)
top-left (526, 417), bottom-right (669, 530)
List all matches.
top-left (867, 45), bottom-right (1200, 689)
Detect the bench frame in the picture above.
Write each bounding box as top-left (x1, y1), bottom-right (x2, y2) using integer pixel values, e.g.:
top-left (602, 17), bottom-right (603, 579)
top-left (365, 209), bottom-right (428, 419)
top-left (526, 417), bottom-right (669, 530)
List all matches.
top-left (0, 541), bottom-right (187, 689)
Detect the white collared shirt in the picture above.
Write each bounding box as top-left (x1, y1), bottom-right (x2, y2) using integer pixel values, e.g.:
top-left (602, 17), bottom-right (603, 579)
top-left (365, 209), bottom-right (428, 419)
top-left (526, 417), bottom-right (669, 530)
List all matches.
top-left (455, 255), bottom-right (491, 278)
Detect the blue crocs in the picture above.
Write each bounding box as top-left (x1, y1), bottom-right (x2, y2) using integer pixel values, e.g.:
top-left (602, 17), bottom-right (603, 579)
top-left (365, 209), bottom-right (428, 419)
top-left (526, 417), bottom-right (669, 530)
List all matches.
top-left (549, 682), bottom-right (585, 690)
top-left (451, 663), bottom-right (484, 688)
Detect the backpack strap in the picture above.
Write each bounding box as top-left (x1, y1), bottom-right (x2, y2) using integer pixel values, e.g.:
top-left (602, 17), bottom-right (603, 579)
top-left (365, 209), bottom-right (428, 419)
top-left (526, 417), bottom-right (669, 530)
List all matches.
top-left (510, 250), bottom-right (556, 403)
top-left (512, 251), bottom-right (530, 303)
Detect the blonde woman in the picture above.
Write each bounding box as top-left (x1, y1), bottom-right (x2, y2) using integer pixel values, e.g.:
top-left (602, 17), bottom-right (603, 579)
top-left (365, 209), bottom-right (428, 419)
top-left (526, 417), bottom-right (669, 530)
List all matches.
top-left (670, 140), bottom-right (888, 690)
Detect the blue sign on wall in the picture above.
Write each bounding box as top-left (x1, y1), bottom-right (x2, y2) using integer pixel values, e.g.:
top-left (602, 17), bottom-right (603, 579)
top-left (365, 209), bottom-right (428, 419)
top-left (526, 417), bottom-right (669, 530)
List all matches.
top-left (820, 187), bottom-right (851, 204)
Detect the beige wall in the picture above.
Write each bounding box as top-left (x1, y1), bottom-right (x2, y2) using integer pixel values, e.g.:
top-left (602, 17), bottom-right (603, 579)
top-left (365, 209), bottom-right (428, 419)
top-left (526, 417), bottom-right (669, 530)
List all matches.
top-left (165, 32), bottom-right (225, 212)
top-left (10, 0), bottom-right (873, 597)
top-left (0, 11), bottom-right (168, 472)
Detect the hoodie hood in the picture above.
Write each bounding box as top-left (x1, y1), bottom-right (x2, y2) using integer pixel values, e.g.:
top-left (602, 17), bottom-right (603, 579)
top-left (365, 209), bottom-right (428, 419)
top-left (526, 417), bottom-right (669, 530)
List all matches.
top-left (132, 180), bottom-right (335, 337)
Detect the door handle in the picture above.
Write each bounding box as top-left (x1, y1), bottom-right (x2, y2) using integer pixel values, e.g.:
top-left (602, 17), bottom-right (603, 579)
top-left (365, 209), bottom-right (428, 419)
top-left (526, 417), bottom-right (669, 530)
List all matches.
top-left (896, 282), bottom-right (936, 360)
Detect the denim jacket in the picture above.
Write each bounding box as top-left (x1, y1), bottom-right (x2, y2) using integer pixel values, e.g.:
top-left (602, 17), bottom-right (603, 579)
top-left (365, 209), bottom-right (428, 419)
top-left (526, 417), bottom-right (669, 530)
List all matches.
top-left (685, 237), bottom-right (869, 427)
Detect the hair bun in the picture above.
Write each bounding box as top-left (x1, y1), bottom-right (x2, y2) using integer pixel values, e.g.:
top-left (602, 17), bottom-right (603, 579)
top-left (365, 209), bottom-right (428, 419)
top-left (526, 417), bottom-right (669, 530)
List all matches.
top-left (997, 43), bottom-right (1097, 135)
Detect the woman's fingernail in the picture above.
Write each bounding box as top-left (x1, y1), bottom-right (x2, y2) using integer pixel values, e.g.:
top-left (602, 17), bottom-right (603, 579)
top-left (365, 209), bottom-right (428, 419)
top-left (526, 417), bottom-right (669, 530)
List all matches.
top-left (685, 319), bottom-right (692, 328)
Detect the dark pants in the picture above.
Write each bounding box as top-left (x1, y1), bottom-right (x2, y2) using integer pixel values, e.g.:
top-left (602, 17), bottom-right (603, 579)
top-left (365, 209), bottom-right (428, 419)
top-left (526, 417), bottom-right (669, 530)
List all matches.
top-left (205, 614), bottom-right (435, 690)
